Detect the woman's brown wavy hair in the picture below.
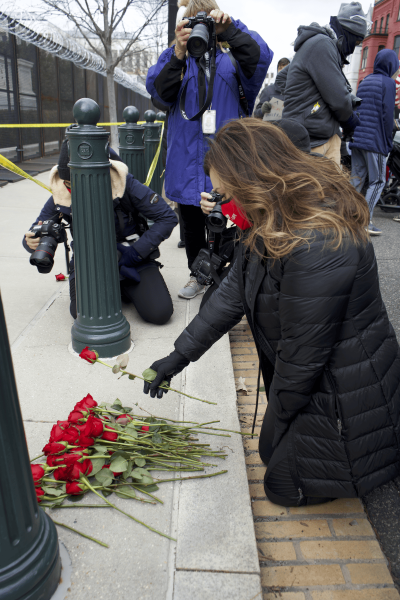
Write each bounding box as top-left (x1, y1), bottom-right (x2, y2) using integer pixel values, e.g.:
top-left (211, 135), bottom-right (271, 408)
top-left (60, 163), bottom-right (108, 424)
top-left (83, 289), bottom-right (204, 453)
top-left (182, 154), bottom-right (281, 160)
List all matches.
top-left (203, 119), bottom-right (370, 259)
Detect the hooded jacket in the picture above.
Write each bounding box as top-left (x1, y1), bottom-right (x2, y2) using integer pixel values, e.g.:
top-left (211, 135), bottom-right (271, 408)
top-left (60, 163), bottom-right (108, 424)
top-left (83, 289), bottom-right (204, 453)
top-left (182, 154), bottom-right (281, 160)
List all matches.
top-left (254, 66), bottom-right (289, 119)
top-left (174, 234), bottom-right (400, 499)
top-left (146, 20), bottom-right (272, 206)
top-left (282, 23), bottom-right (353, 147)
top-left (350, 49), bottom-right (398, 156)
top-left (23, 151), bottom-right (178, 279)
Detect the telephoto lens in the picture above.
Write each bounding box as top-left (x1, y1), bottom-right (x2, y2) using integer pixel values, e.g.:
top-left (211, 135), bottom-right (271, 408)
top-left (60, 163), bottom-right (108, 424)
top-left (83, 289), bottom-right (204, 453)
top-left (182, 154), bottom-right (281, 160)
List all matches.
top-left (205, 205), bottom-right (228, 233)
top-left (187, 23), bottom-right (210, 57)
top-left (30, 237), bottom-right (59, 273)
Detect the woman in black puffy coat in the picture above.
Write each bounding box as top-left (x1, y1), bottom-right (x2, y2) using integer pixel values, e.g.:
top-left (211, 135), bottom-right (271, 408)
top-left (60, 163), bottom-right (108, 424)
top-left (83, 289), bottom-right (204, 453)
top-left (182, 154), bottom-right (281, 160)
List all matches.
top-left (143, 119), bottom-right (400, 507)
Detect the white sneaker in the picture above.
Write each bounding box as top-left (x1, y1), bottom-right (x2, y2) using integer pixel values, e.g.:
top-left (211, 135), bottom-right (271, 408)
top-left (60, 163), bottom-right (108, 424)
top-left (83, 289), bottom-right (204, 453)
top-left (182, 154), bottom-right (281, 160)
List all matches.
top-left (393, 215), bottom-right (400, 222)
top-left (178, 277), bottom-right (206, 299)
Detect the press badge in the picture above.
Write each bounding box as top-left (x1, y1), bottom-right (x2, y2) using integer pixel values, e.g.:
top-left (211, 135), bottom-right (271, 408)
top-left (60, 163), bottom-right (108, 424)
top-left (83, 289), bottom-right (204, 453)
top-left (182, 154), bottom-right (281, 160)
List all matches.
top-left (202, 109), bottom-right (216, 134)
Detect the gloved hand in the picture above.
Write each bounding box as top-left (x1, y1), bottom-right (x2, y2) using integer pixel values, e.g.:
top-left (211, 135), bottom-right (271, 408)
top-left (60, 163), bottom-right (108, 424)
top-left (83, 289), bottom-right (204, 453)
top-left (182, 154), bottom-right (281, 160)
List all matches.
top-left (120, 265), bottom-right (141, 283)
top-left (261, 101), bottom-right (272, 116)
top-left (143, 350), bottom-right (190, 398)
top-left (340, 111), bottom-right (361, 134)
top-left (117, 243), bottom-right (143, 269)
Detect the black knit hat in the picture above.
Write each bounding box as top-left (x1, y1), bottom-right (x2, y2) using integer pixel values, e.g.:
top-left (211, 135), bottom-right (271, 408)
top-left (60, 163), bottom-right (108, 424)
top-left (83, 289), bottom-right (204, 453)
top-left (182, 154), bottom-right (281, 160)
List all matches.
top-left (58, 139), bottom-right (70, 181)
top-left (276, 119), bottom-right (311, 153)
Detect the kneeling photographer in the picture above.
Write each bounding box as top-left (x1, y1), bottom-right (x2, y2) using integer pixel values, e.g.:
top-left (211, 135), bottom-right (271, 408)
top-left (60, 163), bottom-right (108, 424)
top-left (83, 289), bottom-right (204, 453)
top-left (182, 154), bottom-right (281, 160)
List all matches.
top-left (23, 140), bottom-right (177, 325)
top-left (146, 0), bottom-right (272, 300)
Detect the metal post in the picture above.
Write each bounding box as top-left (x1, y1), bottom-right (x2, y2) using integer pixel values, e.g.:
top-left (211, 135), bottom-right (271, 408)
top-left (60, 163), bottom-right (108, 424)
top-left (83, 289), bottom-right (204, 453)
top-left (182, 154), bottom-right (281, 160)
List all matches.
top-left (67, 98), bottom-right (131, 358)
top-left (144, 109), bottom-right (163, 195)
top-left (118, 106), bottom-right (145, 183)
top-left (168, 0), bottom-right (179, 45)
top-left (0, 292), bottom-right (61, 599)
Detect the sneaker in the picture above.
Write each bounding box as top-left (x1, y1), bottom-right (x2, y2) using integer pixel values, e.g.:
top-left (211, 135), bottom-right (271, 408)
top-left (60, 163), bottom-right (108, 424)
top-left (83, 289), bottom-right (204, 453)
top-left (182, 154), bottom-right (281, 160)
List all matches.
top-left (366, 222), bottom-right (382, 236)
top-left (178, 277), bottom-right (206, 299)
top-left (177, 240), bottom-right (186, 248)
top-left (393, 215), bottom-right (400, 222)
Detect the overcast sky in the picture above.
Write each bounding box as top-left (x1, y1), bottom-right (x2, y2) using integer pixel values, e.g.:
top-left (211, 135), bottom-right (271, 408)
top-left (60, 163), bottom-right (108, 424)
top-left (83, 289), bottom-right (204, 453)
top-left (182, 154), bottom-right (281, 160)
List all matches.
top-left (14, 0), bottom-right (372, 75)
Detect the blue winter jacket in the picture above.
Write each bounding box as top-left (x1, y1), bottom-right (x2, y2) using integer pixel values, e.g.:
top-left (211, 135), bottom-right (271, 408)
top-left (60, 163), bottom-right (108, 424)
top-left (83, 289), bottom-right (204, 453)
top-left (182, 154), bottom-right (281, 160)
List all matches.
top-left (146, 20), bottom-right (272, 206)
top-left (350, 49), bottom-right (399, 156)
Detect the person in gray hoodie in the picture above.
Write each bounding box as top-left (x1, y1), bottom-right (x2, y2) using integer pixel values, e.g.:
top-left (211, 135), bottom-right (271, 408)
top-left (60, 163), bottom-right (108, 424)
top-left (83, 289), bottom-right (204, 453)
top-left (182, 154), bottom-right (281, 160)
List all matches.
top-left (282, 2), bottom-right (368, 165)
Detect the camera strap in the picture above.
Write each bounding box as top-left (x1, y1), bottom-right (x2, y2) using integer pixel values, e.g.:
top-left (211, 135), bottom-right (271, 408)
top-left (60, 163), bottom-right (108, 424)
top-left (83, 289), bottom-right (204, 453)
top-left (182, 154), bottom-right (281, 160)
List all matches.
top-left (226, 51), bottom-right (249, 117)
top-left (180, 47), bottom-right (217, 121)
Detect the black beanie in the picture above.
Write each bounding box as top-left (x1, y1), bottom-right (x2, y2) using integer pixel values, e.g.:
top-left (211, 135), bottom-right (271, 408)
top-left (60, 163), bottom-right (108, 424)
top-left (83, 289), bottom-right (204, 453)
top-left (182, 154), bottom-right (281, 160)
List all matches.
top-left (58, 139), bottom-right (70, 181)
top-left (276, 119), bottom-right (311, 153)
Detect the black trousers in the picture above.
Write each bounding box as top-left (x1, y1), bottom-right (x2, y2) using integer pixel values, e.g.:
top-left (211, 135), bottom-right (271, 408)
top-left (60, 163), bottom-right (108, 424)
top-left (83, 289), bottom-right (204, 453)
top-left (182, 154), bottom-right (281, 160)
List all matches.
top-left (259, 402), bottom-right (335, 507)
top-left (69, 264), bottom-right (173, 325)
top-left (178, 203), bottom-right (207, 273)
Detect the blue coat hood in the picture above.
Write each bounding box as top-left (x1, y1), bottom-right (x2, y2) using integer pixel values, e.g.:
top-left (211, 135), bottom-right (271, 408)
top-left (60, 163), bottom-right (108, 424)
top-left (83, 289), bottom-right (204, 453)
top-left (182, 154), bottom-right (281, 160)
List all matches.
top-left (373, 49), bottom-right (399, 78)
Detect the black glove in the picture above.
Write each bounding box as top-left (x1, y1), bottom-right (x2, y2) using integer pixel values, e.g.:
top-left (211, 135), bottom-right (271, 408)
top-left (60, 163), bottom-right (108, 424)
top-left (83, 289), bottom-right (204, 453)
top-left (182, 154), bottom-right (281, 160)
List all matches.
top-left (340, 111), bottom-right (361, 134)
top-left (117, 243), bottom-right (143, 268)
top-left (143, 350), bottom-right (190, 398)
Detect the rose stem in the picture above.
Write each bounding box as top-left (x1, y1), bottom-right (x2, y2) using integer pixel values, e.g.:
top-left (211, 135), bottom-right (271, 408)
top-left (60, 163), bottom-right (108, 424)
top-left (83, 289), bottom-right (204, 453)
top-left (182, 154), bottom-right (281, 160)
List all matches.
top-left (42, 504), bottom-right (112, 508)
top-left (81, 476), bottom-right (176, 541)
top-left (95, 360), bottom-right (216, 405)
top-left (51, 519), bottom-right (109, 548)
top-left (129, 485), bottom-right (163, 504)
top-left (30, 453), bottom-right (45, 462)
top-left (151, 470), bottom-right (228, 484)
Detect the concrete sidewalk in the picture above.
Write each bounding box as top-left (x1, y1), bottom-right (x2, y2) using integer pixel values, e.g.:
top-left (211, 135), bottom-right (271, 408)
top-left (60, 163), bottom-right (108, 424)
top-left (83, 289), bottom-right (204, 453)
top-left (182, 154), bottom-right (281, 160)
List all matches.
top-left (0, 172), bottom-right (262, 600)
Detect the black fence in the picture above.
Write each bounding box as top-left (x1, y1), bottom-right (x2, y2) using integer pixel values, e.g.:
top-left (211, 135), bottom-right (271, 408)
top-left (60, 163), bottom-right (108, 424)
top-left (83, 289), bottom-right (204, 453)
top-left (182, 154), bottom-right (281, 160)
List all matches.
top-left (0, 29), bottom-right (152, 162)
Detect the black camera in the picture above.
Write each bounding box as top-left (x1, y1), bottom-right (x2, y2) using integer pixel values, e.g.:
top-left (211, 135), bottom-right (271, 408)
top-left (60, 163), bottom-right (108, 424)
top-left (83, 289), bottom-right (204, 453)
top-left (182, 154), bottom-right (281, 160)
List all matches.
top-left (205, 191), bottom-right (228, 233)
top-left (30, 219), bottom-right (67, 274)
top-left (351, 95), bottom-right (363, 109)
top-left (191, 248), bottom-right (224, 286)
top-left (186, 11), bottom-right (216, 58)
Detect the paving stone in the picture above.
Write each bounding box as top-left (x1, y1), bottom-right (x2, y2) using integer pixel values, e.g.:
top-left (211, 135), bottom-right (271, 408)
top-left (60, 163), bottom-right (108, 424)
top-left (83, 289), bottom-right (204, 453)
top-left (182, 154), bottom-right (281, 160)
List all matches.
top-left (252, 500), bottom-right (287, 517)
top-left (230, 341), bottom-right (256, 348)
top-left (300, 540), bottom-right (385, 560)
top-left (230, 347), bottom-right (252, 354)
top-left (347, 562), bottom-right (393, 584)
top-left (261, 564), bottom-right (345, 587)
top-left (174, 571), bottom-right (262, 600)
top-left (255, 520), bottom-right (331, 539)
top-left (331, 518), bottom-right (375, 537)
top-left (311, 589), bottom-right (400, 600)
top-left (243, 438), bottom-right (260, 450)
top-left (247, 466), bottom-right (267, 481)
top-left (232, 355), bottom-right (259, 364)
top-left (258, 541), bottom-right (296, 561)
top-left (249, 483), bottom-right (266, 499)
top-left (245, 453), bottom-right (263, 465)
top-left (235, 369), bottom-right (259, 378)
top-left (264, 592), bottom-right (305, 600)
top-left (289, 499), bottom-right (364, 516)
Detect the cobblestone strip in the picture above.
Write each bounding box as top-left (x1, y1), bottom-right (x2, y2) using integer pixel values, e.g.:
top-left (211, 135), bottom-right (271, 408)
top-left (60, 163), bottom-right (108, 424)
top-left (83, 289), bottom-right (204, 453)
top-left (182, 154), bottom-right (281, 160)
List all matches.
top-left (229, 318), bottom-right (400, 600)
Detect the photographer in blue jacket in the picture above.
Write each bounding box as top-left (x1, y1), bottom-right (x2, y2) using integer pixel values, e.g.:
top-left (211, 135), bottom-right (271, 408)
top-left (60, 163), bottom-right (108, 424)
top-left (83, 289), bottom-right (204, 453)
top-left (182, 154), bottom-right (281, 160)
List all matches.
top-left (23, 141), bottom-right (177, 325)
top-left (146, 0), bottom-right (272, 299)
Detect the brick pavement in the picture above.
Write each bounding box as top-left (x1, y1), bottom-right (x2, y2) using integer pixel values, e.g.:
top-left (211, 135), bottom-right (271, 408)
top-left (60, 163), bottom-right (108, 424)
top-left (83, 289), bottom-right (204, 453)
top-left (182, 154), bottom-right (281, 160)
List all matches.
top-left (229, 317), bottom-right (400, 600)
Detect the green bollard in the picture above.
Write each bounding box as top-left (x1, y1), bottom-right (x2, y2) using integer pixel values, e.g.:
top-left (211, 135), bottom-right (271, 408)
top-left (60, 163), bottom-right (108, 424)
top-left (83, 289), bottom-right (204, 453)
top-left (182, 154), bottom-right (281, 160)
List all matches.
top-left (67, 98), bottom-right (131, 358)
top-left (118, 106), bottom-right (145, 183)
top-left (144, 109), bottom-right (163, 195)
top-left (0, 293), bottom-right (61, 599)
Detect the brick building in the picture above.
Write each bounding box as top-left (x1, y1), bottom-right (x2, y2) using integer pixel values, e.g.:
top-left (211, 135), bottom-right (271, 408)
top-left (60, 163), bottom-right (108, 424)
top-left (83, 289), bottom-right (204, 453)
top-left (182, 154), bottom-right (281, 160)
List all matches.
top-left (357, 0), bottom-right (400, 89)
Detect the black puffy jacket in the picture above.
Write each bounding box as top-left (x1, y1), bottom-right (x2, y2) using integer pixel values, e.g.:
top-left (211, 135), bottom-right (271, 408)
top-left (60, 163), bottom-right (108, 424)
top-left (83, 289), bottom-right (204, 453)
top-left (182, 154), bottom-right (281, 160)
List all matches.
top-left (175, 233), bottom-right (400, 498)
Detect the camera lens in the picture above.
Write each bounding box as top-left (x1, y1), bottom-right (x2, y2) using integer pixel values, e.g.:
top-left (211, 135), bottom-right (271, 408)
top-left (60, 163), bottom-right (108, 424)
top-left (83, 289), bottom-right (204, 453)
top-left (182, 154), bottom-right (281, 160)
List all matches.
top-left (30, 236), bottom-right (58, 274)
top-left (206, 207), bottom-right (228, 233)
top-left (187, 23), bottom-right (209, 57)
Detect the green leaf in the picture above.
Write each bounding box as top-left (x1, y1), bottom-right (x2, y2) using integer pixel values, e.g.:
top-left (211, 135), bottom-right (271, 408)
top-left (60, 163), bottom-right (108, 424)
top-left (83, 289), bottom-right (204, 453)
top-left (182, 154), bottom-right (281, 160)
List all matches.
top-left (130, 468), bottom-right (143, 480)
top-left (128, 374), bottom-right (136, 380)
top-left (134, 467), bottom-right (151, 477)
top-left (122, 460), bottom-right (133, 480)
top-left (112, 364), bottom-right (121, 374)
top-left (47, 497), bottom-right (66, 507)
top-left (95, 469), bottom-right (113, 487)
top-left (142, 368), bottom-right (157, 382)
top-left (109, 456), bottom-right (128, 473)
top-left (111, 405), bottom-right (124, 413)
top-left (122, 406), bottom-right (133, 413)
top-left (141, 475), bottom-right (154, 485)
top-left (135, 457), bottom-right (146, 467)
top-left (101, 488), bottom-right (113, 497)
top-left (93, 444), bottom-right (108, 454)
top-left (115, 488), bottom-right (137, 499)
top-left (90, 457), bottom-right (106, 475)
top-left (125, 424), bottom-right (137, 439)
top-left (113, 398), bottom-right (122, 407)
top-left (42, 486), bottom-right (64, 497)
top-left (66, 494), bottom-right (85, 502)
top-left (152, 433), bottom-right (163, 445)
top-left (134, 484), bottom-right (159, 493)
top-left (258, 386), bottom-right (265, 393)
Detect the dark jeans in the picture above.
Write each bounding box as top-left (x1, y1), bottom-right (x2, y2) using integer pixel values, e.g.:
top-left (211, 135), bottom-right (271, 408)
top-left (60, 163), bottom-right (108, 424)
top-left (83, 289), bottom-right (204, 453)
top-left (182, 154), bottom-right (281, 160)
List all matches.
top-left (69, 264), bottom-right (173, 325)
top-left (178, 203), bottom-right (207, 273)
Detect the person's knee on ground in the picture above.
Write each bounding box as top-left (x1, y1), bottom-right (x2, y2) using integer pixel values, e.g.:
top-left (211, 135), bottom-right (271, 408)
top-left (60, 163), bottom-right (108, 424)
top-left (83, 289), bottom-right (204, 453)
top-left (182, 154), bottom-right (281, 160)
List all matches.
top-left (121, 266), bottom-right (173, 325)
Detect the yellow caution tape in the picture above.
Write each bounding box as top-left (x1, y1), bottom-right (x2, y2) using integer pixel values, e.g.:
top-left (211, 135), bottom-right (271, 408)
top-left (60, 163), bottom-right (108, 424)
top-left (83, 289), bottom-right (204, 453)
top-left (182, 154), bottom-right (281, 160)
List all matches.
top-left (0, 154), bottom-right (52, 192)
top-left (144, 122), bottom-right (164, 188)
top-left (0, 121), bottom-right (164, 193)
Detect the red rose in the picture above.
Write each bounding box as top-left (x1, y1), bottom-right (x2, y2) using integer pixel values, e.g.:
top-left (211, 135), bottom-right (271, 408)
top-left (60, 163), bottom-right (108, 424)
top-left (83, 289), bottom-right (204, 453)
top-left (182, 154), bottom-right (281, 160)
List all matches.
top-left (69, 458), bottom-right (93, 481)
top-left (101, 427), bottom-right (118, 442)
top-left (66, 481), bottom-right (86, 495)
top-left (31, 465), bottom-right (45, 486)
top-left (55, 273), bottom-right (66, 281)
top-left (75, 394), bottom-right (97, 411)
top-left (116, 414), bottom-right (133, 425)
top-left (79, 347), bottom-right (98, 364)
top-left (46, 455), bottom-right (58, 467)
top-left (43, 441), bottom-right (68, 455)
top-left (68, 410), bottom-right (85, 423)
top-left (83, 416), bottom-right (104, 438)
top-left (54, 465), bottom-right (70, 481)
top-left (59, 425), bottom-right (81, 445)
top-left (78, 435), bottom-right (95, 448)
top-left (49, 421), bottom-right (70, 442)
top-left (141, 425), bottom-right (150, 432)
top-left (35, 488), bottom-right (45, 503)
